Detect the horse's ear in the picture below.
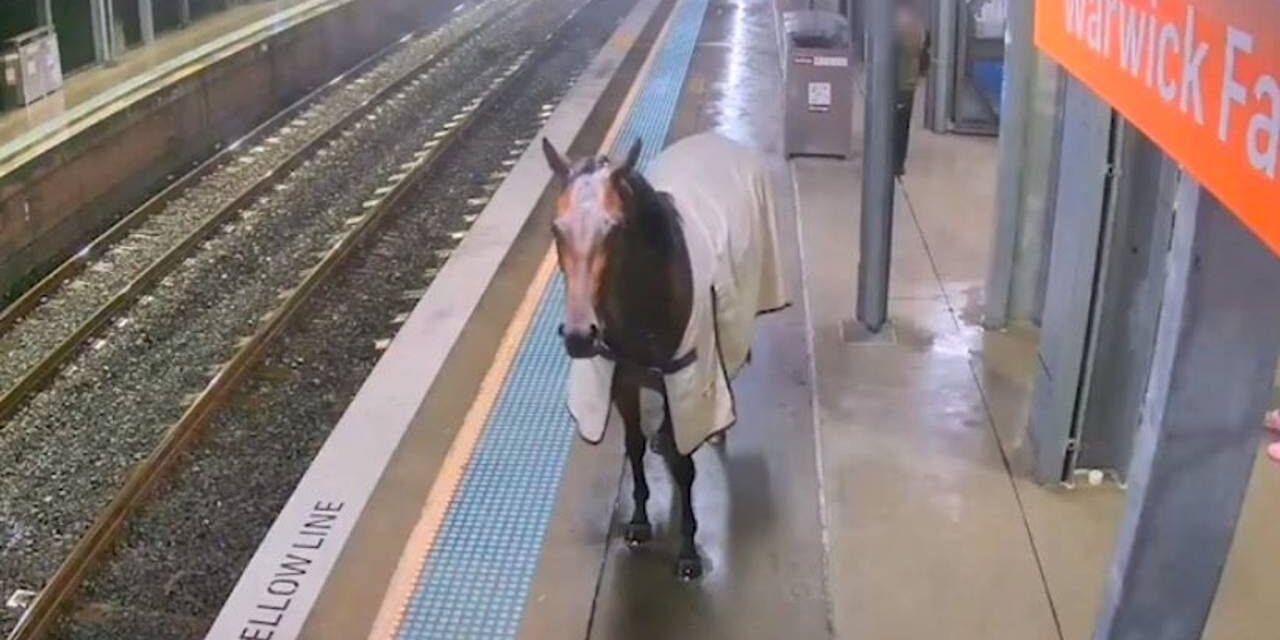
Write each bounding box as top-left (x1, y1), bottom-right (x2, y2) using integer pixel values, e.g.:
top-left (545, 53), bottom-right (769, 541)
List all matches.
top-left (542, 138), bottom-right (569, 181)
top-left (609, 140), bottom-right (643, 218)
top-left (620, 138), bottom-right (642, 174)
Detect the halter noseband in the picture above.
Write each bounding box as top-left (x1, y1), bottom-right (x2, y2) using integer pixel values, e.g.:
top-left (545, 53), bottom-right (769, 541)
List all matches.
top-left (596, 341), bottom-right (698, 377)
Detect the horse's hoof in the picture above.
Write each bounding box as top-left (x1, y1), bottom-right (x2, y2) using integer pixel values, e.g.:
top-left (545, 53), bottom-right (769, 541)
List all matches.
top-left (624, 522), bottom-right (652, 547)
top-left (675, 555), bottom-right (703, 581)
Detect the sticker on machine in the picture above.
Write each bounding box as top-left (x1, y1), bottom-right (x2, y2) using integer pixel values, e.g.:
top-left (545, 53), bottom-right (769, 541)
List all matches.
top-left (813, 55), bottom-right (848, 67)
top-left (807, 81), bottom-right (831, 112)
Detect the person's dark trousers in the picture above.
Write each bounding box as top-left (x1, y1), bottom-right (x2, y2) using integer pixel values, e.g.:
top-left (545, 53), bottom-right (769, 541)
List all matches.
top-left (893, 89), bottom-right (915, 177)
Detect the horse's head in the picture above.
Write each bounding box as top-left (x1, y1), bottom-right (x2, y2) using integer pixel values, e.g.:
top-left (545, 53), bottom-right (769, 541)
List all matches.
top-left (541, 137), bottom-right (642, 359)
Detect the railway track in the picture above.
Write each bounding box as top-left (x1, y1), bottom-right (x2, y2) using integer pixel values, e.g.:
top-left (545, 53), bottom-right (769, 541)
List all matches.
top-left (0, 0), bottom-right (511, 425)
top-left (0, 0), bottom-right (629, 634)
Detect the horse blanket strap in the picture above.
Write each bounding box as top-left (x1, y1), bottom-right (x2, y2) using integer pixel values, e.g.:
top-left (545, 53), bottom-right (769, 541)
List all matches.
top-left (597, 345), bottom-right (698, 376)
top-left (660, 348), bottom-right (698, 375)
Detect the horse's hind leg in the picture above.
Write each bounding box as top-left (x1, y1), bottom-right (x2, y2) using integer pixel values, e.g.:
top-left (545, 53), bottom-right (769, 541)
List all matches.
top-left (613, 383), bottom-right (651, 546)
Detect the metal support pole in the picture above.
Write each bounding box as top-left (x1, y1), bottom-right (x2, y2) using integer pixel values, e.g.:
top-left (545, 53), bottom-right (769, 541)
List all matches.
top-left (1030, 65), bottom-right (1067, 325)
top-left (1072, 128), bottom-right (1178, 479)
top-left (179, 0), bottom-right (192, 28)
top-left (928, 0), bottom-right (955, 132)
top-left (105, 0), bottom-right (120, 61)
top-left (36, 0), bottom-right (52, 26)
top-left (139, 0), bottom-right (155, 45)
top-left (1027, 76), bottom-right (1113, 484)
top-left (1093, 179), bottom-right (1280, 639)
top-left (90, 0), bottom-right (112, 65)
top-left (983, 0), bottom-right (1033, 329)
top-left (855, 0), bottom-right (896, 332)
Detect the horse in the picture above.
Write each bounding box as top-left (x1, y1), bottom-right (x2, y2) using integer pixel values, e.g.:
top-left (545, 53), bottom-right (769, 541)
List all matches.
top-left (542, 131), bottom-right (787, 580)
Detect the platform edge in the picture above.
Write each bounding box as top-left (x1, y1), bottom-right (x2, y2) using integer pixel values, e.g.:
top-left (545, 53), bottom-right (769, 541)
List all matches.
top-left (202, 1), bottom-right (667, 637)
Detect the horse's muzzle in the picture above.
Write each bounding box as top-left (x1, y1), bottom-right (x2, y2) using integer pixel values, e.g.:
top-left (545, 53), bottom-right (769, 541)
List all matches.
top-left (559, 323), bottom-right (599, 359)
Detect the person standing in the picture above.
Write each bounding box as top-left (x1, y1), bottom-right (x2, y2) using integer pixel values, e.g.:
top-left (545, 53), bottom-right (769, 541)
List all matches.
top-left (893, 1), bottom-right (928, 177)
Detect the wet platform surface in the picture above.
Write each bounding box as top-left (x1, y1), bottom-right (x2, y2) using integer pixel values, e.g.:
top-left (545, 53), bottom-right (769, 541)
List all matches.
top-left (517, 0), bottom-right (1280, 636)
top-left (794, 37), bottom-right (1280, 640)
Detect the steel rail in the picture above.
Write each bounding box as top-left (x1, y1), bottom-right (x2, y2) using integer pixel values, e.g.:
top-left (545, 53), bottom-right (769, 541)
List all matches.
top-left (5, 0), bottom-right (591, 635)
top-left (0, 2), bottom-right (509, 426)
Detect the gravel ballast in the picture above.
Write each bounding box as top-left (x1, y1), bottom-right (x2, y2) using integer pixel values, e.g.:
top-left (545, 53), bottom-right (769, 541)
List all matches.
top-left (50, 0), bottom-right (630, 635)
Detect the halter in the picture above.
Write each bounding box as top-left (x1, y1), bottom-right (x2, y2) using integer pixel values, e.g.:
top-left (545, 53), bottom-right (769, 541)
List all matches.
top-left (556, 323), bottom-right (698, 377)
top-left (596, 341), bottom-right (698, 377)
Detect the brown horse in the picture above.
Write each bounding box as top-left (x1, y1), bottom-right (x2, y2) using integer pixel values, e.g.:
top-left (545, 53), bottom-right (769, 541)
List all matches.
top-left (542, 136), bottom-right (705, 579)
top-left (543, 131), bottom-right (787, 580)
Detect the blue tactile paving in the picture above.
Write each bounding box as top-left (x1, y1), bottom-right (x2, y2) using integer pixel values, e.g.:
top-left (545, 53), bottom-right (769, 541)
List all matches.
top-left (610, 0), bottom-right (708, 167)
top-left (394, 0), bottom-right (710, 635)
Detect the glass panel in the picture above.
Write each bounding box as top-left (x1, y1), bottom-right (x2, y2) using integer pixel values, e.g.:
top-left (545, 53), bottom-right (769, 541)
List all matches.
top-left (153, 0), bottom-right (184, 33)
top-left (110, 0), bottom-right (142, 48)
top-left (0, 1), bottom-right (40, 42)
top-left (50, 0), bottom-right (95, 72)
top-left (950, 0), bottom-right (1003, 134)
top-left (190, 0), bottom-right (226, 22)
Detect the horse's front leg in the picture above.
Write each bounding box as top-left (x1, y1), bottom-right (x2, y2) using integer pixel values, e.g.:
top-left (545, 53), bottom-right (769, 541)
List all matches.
top-left (613, 382), bottom-right (652, 547)
top-left (659, 418), bottom-right (702, 580)
top-left (649, 429), bottom-right (670, 454)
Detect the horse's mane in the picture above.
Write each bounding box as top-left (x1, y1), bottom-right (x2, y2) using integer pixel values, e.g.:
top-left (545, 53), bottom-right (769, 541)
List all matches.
top-left (616, 170), bottom-right (683, 257)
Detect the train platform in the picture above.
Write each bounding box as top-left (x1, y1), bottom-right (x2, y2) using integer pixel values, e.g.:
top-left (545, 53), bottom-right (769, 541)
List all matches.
top-left (204, 0), bottom-right (1280, 637)
top-left (0, 0), bottom-right (1274, 636)
top-left (0, 0), bottom-right (328, 174)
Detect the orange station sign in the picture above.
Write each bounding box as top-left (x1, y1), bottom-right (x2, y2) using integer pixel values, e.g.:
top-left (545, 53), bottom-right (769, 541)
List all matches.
top-left (1035, 1), bottom-right (1280, 255)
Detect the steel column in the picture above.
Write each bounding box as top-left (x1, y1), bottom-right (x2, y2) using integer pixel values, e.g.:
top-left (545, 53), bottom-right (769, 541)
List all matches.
top-left (855, 0), bottom-right (896, 332)
top-left (139, 0), bottom-right (155, 44)
top-left (180, 0), bottom-right (191, 27)
top-left (984, 0), bottom-right (1033, 328)
top-left (1027, 75), bottom-right (1113, 484)
top-left (926, 0), bottom-right (956, 132)
top-left (1029, 62), bottom-right (1066, 326)
top-left (106, 0), bottom-right (118, 58)
top-left (1093, 179), bottom-right (1280, 639)
top-left (90, 0), bottom-right (112, 64)
top-left (36, 0), bottom-right (52, 26)
top-left (1072, 127), bottom-right (1178, 479)
top-left (985, 50), bottom-right (1066, 329)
